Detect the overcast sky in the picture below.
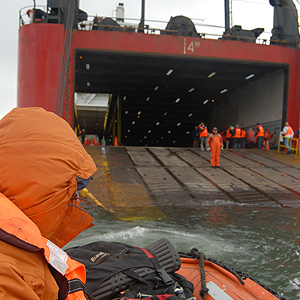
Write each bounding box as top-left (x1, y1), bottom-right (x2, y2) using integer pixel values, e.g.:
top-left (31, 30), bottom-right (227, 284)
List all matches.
top-left (0, 0), bottom-right (299, 120)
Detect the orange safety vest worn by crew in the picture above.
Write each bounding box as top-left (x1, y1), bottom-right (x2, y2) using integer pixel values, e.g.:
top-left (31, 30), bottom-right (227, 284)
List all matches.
top-left (208, 133), bottom-right (223, 167)
top-left (264, 129), bottom-right (269, 139)
top-left (199, 126), bottom-right (208, 138)
top-left (241, 129), bottom-right (246, 138)
top-left (0, 193), bottom-right (88, 300)
top-left (256, 124), bottom-right (264, 137)
top-left (233, 127), bottom-right (242, 138)
top-left (226, 129), bottom-right (233, 139)
top-left (284, 125), bottom-right (293, 136)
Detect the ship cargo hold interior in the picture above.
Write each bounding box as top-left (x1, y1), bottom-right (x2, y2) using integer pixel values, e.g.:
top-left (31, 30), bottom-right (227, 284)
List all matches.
top-left (75, 50), bottom-right (287, 147)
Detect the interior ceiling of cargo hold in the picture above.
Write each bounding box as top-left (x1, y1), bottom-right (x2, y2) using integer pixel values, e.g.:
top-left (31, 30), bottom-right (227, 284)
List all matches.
top-left (75, 50), bottom-right (283, 147)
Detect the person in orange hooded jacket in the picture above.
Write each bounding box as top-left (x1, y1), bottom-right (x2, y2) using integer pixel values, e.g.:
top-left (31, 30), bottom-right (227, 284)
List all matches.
top-left (207, 127), bottom-right (224, 167)
top-left (0, 107), bottom-right (97, 299)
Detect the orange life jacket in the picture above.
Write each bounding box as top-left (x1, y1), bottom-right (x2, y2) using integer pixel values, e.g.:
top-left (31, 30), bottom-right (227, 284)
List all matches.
top-left (0, 192), bottom-right (88, 300)
top-left (256, 125), bottom-right (264, 137)
top-left (233, 127), bottom-right (242, 138)
top-left (226, 129), bottom-right (233, 138)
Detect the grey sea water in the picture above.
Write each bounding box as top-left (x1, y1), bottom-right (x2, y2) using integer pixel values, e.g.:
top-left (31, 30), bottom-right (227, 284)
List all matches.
top-left (65, 204), bottom-right (300, 300)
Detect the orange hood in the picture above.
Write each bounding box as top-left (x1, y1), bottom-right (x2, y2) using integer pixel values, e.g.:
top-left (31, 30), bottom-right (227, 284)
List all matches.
top-left (0, 107), bottom-right (97, 247)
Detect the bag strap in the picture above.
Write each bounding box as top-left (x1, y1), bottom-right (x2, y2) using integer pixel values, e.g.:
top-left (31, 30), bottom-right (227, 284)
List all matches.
top-left (123, 269), bottom-right (148, 285)
top-left (138, 247), bottom-right (173, 286)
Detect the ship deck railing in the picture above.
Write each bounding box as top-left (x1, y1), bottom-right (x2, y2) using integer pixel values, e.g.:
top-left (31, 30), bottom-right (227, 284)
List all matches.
top-left (18, 5), bottom-right (284, 47)
top-left (277, 135), bottom-right (300, 158)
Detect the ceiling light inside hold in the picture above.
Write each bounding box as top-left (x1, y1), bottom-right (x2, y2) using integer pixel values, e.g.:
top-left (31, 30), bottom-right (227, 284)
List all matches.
top-left (123, 96), bottom-right (127, 100)
top-left (146, 97), bottom-right (150, 101)
top-left (137, 111), bottom-right (141, 115)
top-left (166, 69), bottom-right (173, 75)
top-left (188, 88), bottom-right (195, 93)
top-left (156, 122), bottom-right (160, 125)
top-left (220, 89), bottom-right (228, 94)
top-left (164, 112), bottom-right (168, 116)
top-left (125, 110), bottom-right (128, 114)
top-left (86, 64), bottom-right (90, 70)
top-left (203, 99), bottom-right (209, 104)
top-left (208, 72), bottom-right (216, 78)
top-left (177, 122), bottom-right (181, 126)
top-left (128, 129), bottom-right (131, 132)
top-left (168, 130), bottom-right (171, 134)
top-left (186, 131), bottom-right (190, 134)
top-left (148, 130), bottom-right (151, 133)
top-left (188, 113), bottom-right (193, 117)
top-left (154, 86), bottom-right (159, 91)
top-left (175, 98), bottom-right (180, 103)
top-left (132, 121), bottom-right (135, 124)
top-left (86, 82), bottom-right (90, 86)
top-left (245, 74), bottom-right (255, 80)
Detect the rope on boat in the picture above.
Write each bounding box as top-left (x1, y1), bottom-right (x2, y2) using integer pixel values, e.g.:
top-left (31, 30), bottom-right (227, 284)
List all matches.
top-left (190, 249), bottom-right (209, 300)
top-left (207, 256), bottom-right (245, 285)
top-left (179, 250), bottom-right (286, 300)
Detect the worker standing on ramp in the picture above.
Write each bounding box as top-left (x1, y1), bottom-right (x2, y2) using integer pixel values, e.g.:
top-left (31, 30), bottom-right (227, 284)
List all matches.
top-left (199, 123), bottom-right (208, 151)
top-left (255, 122), bottom-right (265, 151)
top-left (282, 122), bottom-right (294, 154)
top-left (225, 125), bottom-right (234, 149)
top-left (207, 127), bottom-right (223, 168)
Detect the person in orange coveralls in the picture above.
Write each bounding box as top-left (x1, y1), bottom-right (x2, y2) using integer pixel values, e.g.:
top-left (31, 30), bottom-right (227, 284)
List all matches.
top-left (207, 127), bottom-right (224, 168)
top-left (0, 107), bottom-right (97, 299)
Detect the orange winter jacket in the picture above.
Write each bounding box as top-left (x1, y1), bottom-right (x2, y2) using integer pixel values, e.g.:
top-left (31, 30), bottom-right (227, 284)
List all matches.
top-left (0, 107), bottom-right (97, 247)
top-left (0, 107), bottom-right (97, 299)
